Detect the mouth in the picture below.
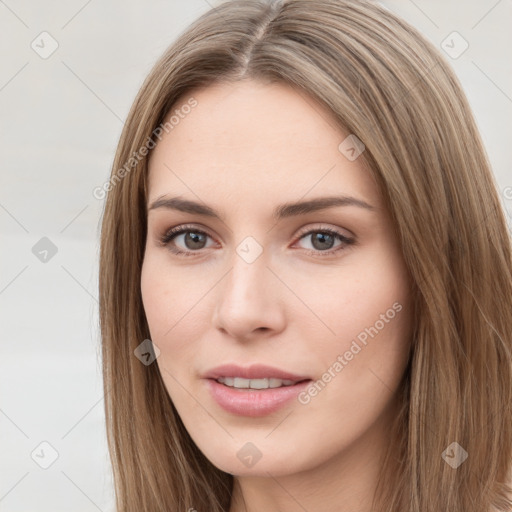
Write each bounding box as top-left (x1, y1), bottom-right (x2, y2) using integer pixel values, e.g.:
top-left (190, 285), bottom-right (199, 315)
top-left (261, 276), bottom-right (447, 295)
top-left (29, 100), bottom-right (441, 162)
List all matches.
top-left (215, 376), bottom-right (309, 389)
top-left (203, 364), bottom-right (312, 417)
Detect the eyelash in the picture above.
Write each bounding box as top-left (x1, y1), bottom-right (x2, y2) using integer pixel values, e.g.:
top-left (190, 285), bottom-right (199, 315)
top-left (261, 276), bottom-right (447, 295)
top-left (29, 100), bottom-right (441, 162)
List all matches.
top-left (158, 224), bottom-right (356, 258)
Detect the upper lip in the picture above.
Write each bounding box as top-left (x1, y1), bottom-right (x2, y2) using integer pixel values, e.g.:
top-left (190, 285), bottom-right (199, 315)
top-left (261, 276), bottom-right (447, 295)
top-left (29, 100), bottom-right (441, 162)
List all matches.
top-left (203, 364), bottom-right (311, 382)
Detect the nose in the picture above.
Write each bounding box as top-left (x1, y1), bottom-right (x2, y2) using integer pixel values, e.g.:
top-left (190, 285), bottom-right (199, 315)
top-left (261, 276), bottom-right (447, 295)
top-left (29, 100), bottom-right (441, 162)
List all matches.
top-left (212, 248), bottom-right (286, 341)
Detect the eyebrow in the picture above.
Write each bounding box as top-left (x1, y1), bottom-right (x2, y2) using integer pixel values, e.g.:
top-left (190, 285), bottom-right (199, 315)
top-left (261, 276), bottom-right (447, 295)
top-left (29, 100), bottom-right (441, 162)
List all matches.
top-left (148, 195), bottom-right (375, 221)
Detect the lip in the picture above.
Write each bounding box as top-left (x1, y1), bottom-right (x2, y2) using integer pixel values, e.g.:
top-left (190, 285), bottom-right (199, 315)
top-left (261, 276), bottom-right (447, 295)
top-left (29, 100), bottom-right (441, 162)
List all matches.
top-left (203, 364), bottom-right (312, 417)
top-left (203, 363), bottom-right (310, 382)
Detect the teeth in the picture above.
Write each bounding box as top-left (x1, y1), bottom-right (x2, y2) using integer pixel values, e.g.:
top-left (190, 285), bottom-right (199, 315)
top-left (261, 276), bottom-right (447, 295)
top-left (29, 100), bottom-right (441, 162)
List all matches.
top-left (234, 377), bottom-right (249, 388)
top-left (216, 377), bottom-right (296, 389)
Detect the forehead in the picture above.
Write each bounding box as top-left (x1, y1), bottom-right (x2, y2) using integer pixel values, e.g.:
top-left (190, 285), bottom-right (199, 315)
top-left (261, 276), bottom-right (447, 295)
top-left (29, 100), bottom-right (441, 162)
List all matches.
top-left (147, 80), bottom-right (381, 210)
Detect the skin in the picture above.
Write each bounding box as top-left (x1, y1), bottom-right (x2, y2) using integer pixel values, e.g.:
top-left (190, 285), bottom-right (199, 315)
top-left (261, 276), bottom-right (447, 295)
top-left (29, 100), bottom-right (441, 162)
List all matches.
top-left (141, 79), bottom-right (413, 512)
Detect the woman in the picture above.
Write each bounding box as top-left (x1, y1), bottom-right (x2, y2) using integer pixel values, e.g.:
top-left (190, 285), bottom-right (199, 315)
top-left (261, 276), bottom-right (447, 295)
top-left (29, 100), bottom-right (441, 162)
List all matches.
top-left (98, 1), bottom-right (512, 510)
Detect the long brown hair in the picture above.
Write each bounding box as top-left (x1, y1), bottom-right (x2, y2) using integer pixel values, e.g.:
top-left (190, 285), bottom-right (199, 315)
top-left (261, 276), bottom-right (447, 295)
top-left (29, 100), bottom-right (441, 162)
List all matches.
top-left (98, 1), bottom-right (512, 510)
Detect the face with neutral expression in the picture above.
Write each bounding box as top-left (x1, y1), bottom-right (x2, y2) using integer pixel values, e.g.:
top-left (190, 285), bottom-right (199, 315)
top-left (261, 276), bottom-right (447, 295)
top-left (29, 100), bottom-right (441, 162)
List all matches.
top-left (141, 79), bottom-right (412, 481)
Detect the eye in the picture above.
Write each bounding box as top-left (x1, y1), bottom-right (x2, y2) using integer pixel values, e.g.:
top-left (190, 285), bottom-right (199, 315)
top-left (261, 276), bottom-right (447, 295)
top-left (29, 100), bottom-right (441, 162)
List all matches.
top-left (159, 224), bottom-right (216, 256)
top-left (294, 226), bottom-right (355, 256)
top-left (158, 224), bottom-right (356, 258)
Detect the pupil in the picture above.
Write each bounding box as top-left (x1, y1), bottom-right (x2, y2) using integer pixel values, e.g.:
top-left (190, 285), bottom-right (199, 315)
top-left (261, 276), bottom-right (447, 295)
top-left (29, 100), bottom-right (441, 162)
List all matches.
top-left (185, 232), bottom-right (206, 249)
top-left (312, 233), bottom-right (334, 250)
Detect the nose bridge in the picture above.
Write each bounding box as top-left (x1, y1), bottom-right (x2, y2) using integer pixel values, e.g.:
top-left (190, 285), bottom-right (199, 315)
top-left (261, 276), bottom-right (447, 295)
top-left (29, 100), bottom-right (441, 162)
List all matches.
top-left (213, 239), bottom-right (284, 337)
top-left (223, 243), bottom-right (269, 309)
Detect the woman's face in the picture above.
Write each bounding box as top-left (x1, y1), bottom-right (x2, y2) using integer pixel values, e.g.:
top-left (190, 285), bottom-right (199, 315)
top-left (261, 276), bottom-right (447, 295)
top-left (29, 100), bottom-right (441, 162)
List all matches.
top-left (141, 80), bottom-right (413, 477)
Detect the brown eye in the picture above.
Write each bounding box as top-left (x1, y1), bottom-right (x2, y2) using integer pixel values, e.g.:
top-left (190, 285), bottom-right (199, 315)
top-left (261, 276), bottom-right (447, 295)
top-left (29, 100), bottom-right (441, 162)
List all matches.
top-left (160, 226), bottom-right (215, 256)
top-left (181, 231), bottom-right (208, 250)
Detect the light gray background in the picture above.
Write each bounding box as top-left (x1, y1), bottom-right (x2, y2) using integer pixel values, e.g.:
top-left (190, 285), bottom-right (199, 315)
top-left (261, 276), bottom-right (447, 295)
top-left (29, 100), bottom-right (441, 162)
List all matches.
top-left (1, 1), bottom-right (511, 510)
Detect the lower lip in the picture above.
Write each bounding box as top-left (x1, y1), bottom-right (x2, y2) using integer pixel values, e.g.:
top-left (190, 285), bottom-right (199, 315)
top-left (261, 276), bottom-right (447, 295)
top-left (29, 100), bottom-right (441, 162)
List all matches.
top-left (205, 379), bottom-right (311, 417)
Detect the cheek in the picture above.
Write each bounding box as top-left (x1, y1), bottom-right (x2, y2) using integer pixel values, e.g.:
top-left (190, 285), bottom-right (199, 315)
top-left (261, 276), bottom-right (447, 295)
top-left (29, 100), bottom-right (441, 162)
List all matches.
top-left (282, 244), bottom-right (410, 350)
top-left (140, 251), bottom-right (213, 374)
top-left (141, 250), bottom-right (198, 339)
top-left (340, 263), bottom-right (410, 352)
top-left (294, 245), bottom-right (412, 400)
top-left (141, 253), bottom-right (184, 367)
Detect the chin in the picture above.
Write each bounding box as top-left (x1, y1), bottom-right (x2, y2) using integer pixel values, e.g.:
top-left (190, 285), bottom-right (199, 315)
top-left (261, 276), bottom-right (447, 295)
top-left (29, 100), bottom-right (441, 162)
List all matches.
top-left (195, 438), bottom-right (312, 478)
